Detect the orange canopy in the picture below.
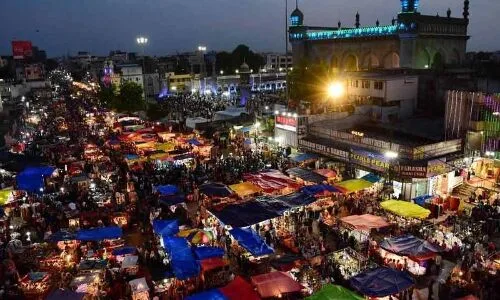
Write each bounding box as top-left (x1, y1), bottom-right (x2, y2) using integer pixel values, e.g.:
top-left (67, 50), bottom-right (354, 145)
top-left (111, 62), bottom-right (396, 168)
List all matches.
top-left (251, 271), bottom-right (303, 298)
top-left (340, 214), bottom-right (390, 231)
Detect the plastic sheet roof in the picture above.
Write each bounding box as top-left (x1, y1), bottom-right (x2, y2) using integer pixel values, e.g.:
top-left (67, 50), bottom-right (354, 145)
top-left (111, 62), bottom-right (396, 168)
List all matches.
top-left (210, 200), bottom-right (283, 228)
top-left (162, 236), bottom-right (200, 280)
top-left (251, 271), bottom-right (303, 298)
top-left (16, 166), bottom-right (56, 193)
top-left (219, 276), bottom-right (261, 300)
top-left (334, 179), bottom-right (373, 193)
top-left (380, 200), bottom-right (431, 219)
top-left (243, 170), bottom-right (300, 194)
top-left (193, 246), bottom-right (225, 260)
top-left (306, 284), bottom-right (363, 300)
top-left (379, 234), bottom-right (443, 260)
top-left (301, 184), bottom-right (340, 196)
top-left (276, 192), bottom-right (316, 207)
top-left (199, 183), bottom-right (233, 198)
top-left (350, 267), bottom-right (414, 297)
top-left (187, 289), bottom-right (228, 300)
top-left (286, 167), bottom-right (326, 184)
top-left (155, 184), bottom-right (179, 196)
top-left (229, 182), bottom-right (263, 197)
top-left (314, 169), bottom-right (337, 178)
top-left (76, 226), bottom-right (122, 241)
top-left (288, 152), bottom-right (319, 162)
top-left (152, 219), bottom-right (179, 236)
top-left (340, 214), bottom-right (390, 231)
top-left (230, 227), bottom-right (274, 257)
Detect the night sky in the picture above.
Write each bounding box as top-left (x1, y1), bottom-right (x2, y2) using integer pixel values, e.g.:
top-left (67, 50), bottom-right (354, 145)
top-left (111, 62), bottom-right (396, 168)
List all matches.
top-left (0, 0), bottom-right (497, 56)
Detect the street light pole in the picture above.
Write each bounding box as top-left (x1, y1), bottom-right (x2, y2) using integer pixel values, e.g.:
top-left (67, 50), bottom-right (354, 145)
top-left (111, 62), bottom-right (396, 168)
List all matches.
top-left (285, 0), bottom-right (289, 107)
top-left (136, 36), bottom-right (148, 99)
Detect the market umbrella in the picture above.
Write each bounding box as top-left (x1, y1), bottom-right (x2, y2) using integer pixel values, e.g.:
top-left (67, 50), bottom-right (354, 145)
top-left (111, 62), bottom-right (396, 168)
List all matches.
top-left (306, 284), bottom-right (363, 300)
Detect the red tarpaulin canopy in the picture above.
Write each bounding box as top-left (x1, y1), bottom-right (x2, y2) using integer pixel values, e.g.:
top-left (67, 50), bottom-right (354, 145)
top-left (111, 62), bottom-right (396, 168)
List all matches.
top-left (251, 271), bottom-right (303, 298)
top-left (200, 257), bottom-right (229, 272)
top-left (243, 170), bottom-right (300, 194)
top-left (340, 214), bottom-right (390, 231)
top-left (220, 276), bottom-right (261, 300)
top-left (314, 169), bottom-right (337, 178)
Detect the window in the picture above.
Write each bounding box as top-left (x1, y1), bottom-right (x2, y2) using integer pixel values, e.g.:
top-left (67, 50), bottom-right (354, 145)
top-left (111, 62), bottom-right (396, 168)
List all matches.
top-left (354, 80), bottom-right (359, 88)
top-left (362, 80), bottom-right (370, 89)
top-left (374, 81), bottom-right (384, 90)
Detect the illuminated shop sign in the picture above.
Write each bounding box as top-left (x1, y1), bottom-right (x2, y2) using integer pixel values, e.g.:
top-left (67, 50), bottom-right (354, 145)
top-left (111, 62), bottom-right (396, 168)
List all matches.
top-left (276, 116), bottom-right (297, 132)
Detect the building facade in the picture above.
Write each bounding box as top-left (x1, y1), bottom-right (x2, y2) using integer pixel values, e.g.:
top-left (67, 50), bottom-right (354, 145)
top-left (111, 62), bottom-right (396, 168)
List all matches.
top-left (263, 53), bottom-right (293, 71)
top-left (289, 0), bottom-right (470, 70)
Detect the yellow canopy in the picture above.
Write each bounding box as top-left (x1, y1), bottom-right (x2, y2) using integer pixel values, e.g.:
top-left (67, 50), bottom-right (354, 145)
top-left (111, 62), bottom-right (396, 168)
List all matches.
top-left (0, 188), bottom-right (13, 206)
top-left (156, 142), bottom-right (175, 152)
top-left (380, 200), bottom-right (431, 219)
top-left (335, 179), bottom-right (373, 193)
top-left (229, 182), bottom-right (263, 197)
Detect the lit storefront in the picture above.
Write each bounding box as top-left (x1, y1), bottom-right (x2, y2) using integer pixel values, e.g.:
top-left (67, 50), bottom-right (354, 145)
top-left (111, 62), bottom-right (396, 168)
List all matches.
top-left (274, 113), bottom-right (306, 148)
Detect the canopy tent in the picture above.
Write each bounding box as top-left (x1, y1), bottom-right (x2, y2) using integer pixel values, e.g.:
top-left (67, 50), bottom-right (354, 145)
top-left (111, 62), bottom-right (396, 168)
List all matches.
top-left (270, 254), bottom-right (304, 272)
top-left (16, 166), bottom-right (56, 193)
top-left (199, 183), bottom-right (233, 198)
top-left (187, 138), bottom-right (203, 146)
top-left (334, 179), bottom-right (373, 193)
top-left (288, 152), bottom-right (319, 163)
top-left (301, 184), bottom-right (340, 197)
top-left (0, 187), bottom-right (13, 205)
top-left (229, 182), bottom-right (263, 197)
top-left (255, 196), bottom-right (293, 215)
top-left (76, 226), bottom-right (122, 241)
top-left (155, 184), bottom-right (179, 196)
top-left (243, 170), bottom-right (300, 194)
top-left (361, 173), bottom-right (381, 183)
top-left (412, 195), bottom-right (434, 207)
top-left (379, 234), bottom-right (443, 260)
top-left (251, 271), bottom-right (303, 298)
top-left (46, 289), bottom-right (85, 300)
top-left (219, 276), bottom-right (261, 300)
top-left (112, 246), bottom-right (137, 256)
top-left (286, 167), bottom-right (326, 184)
top-left (200, 257), bottom-right (229, 272)
top-left (129, 277), bottom-right (149, 293)
top-left (159, 194), bottom-right (186, 206)
top-left (314, 169), bottom-right (337, 179)
top-left (340, 214), bottom-right (390, 231)
top-left (209, 200), bottom-right (282, 228)
top-left (47, 230), bottom-right (76, 242)
top-left (306, 284), bottom-right (363, 300)
top-left (121, 255), bottom-right (139, 268)
top-left (350, 267), bottom-right (414, 298)
top-left (230, 227), bottom-right (274, 257)
top-left (152, 219), bottom-right (179, 236)
top-left (162, 236), bottom-right (200, 280)
top-left (193, 246), bottom-right (225, 260)
top-left (276, 192), bottom-right (316, 207)
top-left (187, 289), bottom-right (228, 300)
top-left (381, 200), bottom-right (431, 219)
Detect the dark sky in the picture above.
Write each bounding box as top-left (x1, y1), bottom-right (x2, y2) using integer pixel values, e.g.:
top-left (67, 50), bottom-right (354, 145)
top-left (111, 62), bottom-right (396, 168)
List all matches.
top-left (0, 0), bottom-right (498, 56)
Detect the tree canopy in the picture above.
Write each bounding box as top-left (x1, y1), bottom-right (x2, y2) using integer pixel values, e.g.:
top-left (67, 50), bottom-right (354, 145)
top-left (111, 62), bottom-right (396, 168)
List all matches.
top-left (99, 81), bottom-right (145, 113)
top-left (216, 44), bottom-right (264, 74)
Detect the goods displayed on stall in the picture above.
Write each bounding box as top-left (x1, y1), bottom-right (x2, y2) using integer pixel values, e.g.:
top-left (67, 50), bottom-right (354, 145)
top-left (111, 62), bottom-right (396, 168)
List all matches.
top-left (379, 234), bottom-right (443, 275)
top-left (340, 214), bottom-right (390, 244)
top-left (313, 169), bottom-right (339, 183)
top-left (381, 199), bottom-right (431, 220)
top-left (129, 277), bottom-right (150, 300)
top-left (286, 167), bottom-right (327, 185)
top-left (243, 170), bottom-right (301, 195)
top-left (328, 248), bottom-right (368, 279)
top-left (19, 272), bottom-right (51, 298)
top-left (230, 227), bottom-right (274, 258)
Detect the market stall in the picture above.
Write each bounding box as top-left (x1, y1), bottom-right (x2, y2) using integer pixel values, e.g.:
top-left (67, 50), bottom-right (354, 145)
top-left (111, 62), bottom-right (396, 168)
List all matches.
top-left (251, 271), bottom-right (304, 299)
top-left (334, 179), bottom-right (374, 194)
top-left (129, 277), bottom-right (150, 300)
top-left (306, 284), bottom-right (363, 300)
top-left (229, 227), bottom-right (274, 258)
top-left (350, 267), bottom-right (414, 298)
top-left (379, 234), bottom-right (443, 275)
top-left (16, 166), bottom-right (56, 193)
top-left (19, 272), bottom-right (52, 299)
top-left (286, 167), bottom-right (327, 185)
top-left (327, 248), bottom-right (368, 280)
top-left (340, 214), bottom-right (390, 245)
top-left (380, 200), bottom-right (431, 220)
top-left (229, 182), bottom-right (263, 199)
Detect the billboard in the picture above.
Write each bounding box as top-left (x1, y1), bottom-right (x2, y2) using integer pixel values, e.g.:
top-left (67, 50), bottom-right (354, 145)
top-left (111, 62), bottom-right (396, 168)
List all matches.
top-left (275, 115), bottom-right (297, 132)
top-left (12, 41), bottom-right (33, 60)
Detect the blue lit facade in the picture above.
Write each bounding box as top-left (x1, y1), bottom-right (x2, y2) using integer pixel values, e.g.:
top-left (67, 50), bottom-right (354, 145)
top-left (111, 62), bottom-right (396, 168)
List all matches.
top-left (401, 0), bottom-right (419, 13)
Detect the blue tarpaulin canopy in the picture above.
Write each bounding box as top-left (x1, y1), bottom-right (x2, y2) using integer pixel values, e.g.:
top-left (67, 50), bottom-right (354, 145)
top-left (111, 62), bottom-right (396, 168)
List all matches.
top-left (48, 230), bottom-right (76, 242)
top-left (112, 246), bottom-right (137, 256)
top-left (361, 173), bottom-right (381, 183)
top-left (379, 234), bottom-right (442, 260)
top-left (413, 195), bottom-right (434, 207)
top-left (286, 167), bottom-right (326, 184)
top-left (199, 183), bottom-right (233, 198)
top-left (159, 194), bottom-right (185, 206)
top-left (301, 184), bottom-right (340, 196)
top-left (47, 289), bottom-right (85, 300)
top-left (288, 153), bottom-right (319, 163)
top-left (276, 192), bottom-right (316, 207)
top-left (187, 138), bottom-right (202, 146)
top-left (230, 227), bottom-right (274, 257)
top-left (186, 289), bottom-right (228, 300)
top-left (210, 200), bottom-right (282, 228)
top-left (153, 219), bottom-right (179, 236)
top-left (350, 267), bottom-right (414, 297)
top-left (163, 236), bottom-right (200, 280)
top-left (193, 246), bottom-right (225, 260)
top-left (76, 226), bottom-right (122, 241)
top-left (155, 185), bottom-right (179, 196)
top-left (125, 154), bottom-right (139, 160)
top-left (16, 166), bottom-right (56, 193)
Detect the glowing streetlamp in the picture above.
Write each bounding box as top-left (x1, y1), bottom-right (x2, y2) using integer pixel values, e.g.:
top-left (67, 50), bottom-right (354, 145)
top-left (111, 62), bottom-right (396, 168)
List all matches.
top-left (384, 151), bottom-right (398, 159)
top-left (235, 69), bottom-right (239, 74)
top-left (327, 82), bottom-right (344, 99)
top-left (220, 70), bottom-right (224, 75)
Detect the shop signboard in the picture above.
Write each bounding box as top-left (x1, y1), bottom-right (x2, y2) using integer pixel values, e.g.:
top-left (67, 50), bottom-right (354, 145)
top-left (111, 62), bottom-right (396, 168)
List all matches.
top-left (298, 139), bottom-right (349, 162)
top-left (427, 159), bottom-right (453, 177)
top-left (275, 115), bottom-right (297, 132)
top-left (350, 149), bottom-right (390, 172)
top-left (398, 163), bottom-right (427, 178)
top-left (413, 139), bottom-right (462, 160)
top-left (11, 40), bottom-right (33, 60)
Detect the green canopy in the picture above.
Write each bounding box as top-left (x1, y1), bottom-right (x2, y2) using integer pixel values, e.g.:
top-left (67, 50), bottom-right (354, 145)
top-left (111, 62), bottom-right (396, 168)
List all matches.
top-left (306, 284), bottom-right (364, 300)
top-left (0, 188), bottom-right (13, 206)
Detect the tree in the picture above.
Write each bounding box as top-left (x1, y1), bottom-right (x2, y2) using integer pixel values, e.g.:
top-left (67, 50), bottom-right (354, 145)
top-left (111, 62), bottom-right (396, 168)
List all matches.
top-left (98, 84), bottom-right (117, 109)
top-left (111, 81), bottom-right (145, 113)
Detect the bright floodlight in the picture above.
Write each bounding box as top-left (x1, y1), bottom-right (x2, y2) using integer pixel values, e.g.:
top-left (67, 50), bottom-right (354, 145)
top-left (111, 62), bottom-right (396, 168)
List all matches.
top-left (235, 69), bottom-right (239, 74)
top-left (198, 46), bottom-right (207, 51)
top-left (136, 37), bottom-right (148, 44)
top-left (254, 121), bottom-right (261, 128)
top-left (385, 151), bottom-right (398, 159)
top-left (327, 82), bottom-right (344, 98)
top-left (220, 70), bottom-right (224, 75)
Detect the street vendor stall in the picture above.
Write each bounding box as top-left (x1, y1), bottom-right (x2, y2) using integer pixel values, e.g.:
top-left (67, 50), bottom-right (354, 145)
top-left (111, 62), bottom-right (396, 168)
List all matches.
top-left (306, 284), bottom-right (363, 300)
top-left (251, 271), bottom-right (304, 299)
top-left (19, 272), bottom-right (52, 299)
top-left (16, 166), bottom-right (56, 193)
top-left (340, 214), bottom-right (390, 245)
top-left (230, 227), bottom-right (274, 258)
top-left (229, 182), bottom-right (263, 198)
top-left (380, 200), bottom-right (431, 220)
top-left (328, 248), bottom-right (368, 280)
top-left (334, 179), bottom-right (374, 194)
top-left (286, 167), bottom-right (327, 185)
top-left (350, 267), bottom-right (414, 298)
top-left (379, 234), bottom-right (443, 275)
top-left (129, 277), bottom-right (150, 300)
top-left (243, 170), bottom-right (300, 195)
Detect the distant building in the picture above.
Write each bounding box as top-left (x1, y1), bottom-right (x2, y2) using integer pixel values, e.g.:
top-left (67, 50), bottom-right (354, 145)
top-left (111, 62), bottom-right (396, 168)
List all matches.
top-left (24, 63), bottom-right (45, 81)
top-left (166, 73), bottom-right (192, 93)
top-left (144, 73), bottom-right (161, 102)
top-left (263, 53), bottom-right (293, 71)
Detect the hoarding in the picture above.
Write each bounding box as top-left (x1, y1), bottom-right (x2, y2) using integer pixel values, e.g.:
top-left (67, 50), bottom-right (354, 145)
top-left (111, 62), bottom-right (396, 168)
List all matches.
top-left (12, 41), bottom-right (33, 60)
top-left (275, 115), bottom-right (297, 132)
